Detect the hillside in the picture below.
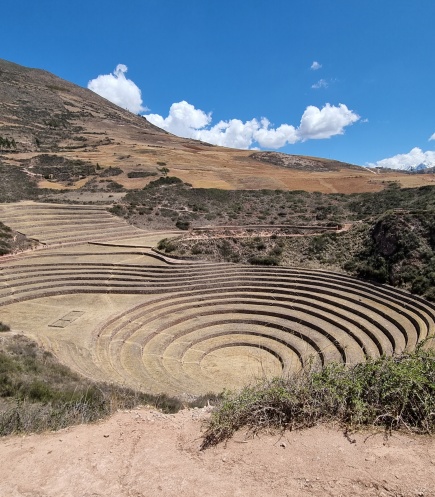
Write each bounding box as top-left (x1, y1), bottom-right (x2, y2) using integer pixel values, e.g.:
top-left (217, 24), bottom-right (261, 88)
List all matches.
top-left (1, 58), bottom-right (435, 194)
top-left (145, 181), bottom-right (435, 300)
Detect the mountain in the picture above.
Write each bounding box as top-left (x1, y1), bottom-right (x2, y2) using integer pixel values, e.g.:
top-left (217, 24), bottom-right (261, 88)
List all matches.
top-left (1, 58), bottom-right (434, 194)
top-left (0, 58), bottom-right (186, 152)
top-left (376, 163), bottom-right (433, 173)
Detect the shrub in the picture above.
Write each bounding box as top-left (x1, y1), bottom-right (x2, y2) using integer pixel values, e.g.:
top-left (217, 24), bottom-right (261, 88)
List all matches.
top-left (191, 244), bottom-right (203, 255)
top-left (108, 204), bottom-right (126, 216)
top-left (248, 256), bottom-right (279, 266)
top-left (175, 220), bottom-right (190, 230)
top-left (144, 176), bottom-right (183, 189)
top-left (0, 322), bottom-right (10, 332)
top-left (127, 171), bottom-right (158, 178)
top-left (201, 348), bottom-right (435, 448)
top-left (99, 166), bottom-right (123, 177)
top-left (105, 180), bottom-right (124, 191)
top-left (157, 238), bottom-right (178, 253)
top-left (271, 245), bottom-right (283, 256)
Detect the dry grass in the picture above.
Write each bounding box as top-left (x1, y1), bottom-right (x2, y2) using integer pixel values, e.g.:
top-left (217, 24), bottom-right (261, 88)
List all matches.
top-left (0, 334), bottom-right (217, 436)
top-left (201, 344), bottom-right (435, 448)
top-left (27, 146), bottom-right (435, 194)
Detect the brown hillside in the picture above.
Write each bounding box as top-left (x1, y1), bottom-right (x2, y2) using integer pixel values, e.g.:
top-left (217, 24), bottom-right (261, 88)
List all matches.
top-left (1, 58), bottom-right (434, 193)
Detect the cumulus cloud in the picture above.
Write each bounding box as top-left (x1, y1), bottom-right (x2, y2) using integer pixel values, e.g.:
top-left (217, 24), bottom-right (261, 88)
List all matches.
top-left (253, 118), bottom-right (299, 148)
top-left (297, 103), bottom-right (360, 140)
top-left (146, 101), bottom-right (211, 137)
top-left (367, 147), bottom-right (435, 170)
top-left (88, 64), bottom-right (147, 114)
top-left (312, 79), bottom-right (328, 89)
top-left (311, 61), bottom-right (322, 70)
top-left (429, 132), bottom-right (435, 141)
top-left (88, 64), bottom-right (359, 150)
top-left (145, 101), bottom-right (359, 149)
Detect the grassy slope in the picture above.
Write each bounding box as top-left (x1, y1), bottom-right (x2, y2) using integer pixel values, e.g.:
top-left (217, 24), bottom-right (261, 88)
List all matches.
top-left (0, 334), bottom-right (217, 436)
top-left (0, 220), bottom-right (38, 255)
top-left (0, 162), bottom-right (40, 203)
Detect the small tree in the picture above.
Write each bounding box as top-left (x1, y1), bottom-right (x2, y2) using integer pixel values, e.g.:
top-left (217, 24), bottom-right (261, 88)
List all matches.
top-left (0, 136), bottom-right (16, 153)
top-left (157, 164), bottom-right (170, 177)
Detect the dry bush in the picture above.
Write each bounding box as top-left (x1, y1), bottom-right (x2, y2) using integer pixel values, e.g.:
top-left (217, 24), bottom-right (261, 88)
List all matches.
top-left (201, 345), bottom-right (435, 448)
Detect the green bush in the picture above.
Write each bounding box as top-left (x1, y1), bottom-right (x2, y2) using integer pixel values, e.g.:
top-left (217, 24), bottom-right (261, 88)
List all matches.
top-left (144, 176), bottom-right (183, 188)
top-left (108, 204), bottom-right (126, 216)
top-left (201, 348), bottom-right (435, 448)
top-left (127, 171), bottom-right (158, 178)
top-left (175, 219), bottom-right (190, 230)
top-left (157, 238), bottom-right (178, 253)
top-left (248, 256), bottom-right (279, 266)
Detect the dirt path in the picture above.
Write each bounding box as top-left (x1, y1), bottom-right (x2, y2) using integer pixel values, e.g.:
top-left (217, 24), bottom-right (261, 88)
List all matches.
top-left (1, 407), bottom-right (434, 497)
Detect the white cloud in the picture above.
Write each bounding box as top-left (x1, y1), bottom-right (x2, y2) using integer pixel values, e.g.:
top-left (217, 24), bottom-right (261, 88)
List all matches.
top-left (253, 118), bottom-right (299, 148)
top-left (89, 64), bottom-right (360, 150)
top-left (367, 147), bottom-right (435, 170)
top-left (311, 61), bottom-right (322, 70)
top-left (146, 101), bottom-right (211, 137)
top-left (88, 64), bottom-right (147, 114)
top-left (195, 118), bottom-right (261, 149)
top-left (297, 103), bottom-right (360, 140)
top-left (145, 101), bottom-right (360, 149)
top-left (312, 79), bottom-right (328, 89)
top-left (429, 132), bottom-right (435, 141)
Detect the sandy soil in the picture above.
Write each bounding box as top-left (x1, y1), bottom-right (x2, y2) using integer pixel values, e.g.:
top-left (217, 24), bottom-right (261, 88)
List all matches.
top-left (1, 407), bottom-right (434, 497)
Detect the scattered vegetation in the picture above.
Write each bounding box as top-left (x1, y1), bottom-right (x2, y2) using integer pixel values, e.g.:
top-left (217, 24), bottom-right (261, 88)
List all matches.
top-left (143, 176), bottom-right (184, 188)
top-left (0, 220), bottom-right (38, 255)
top-left (81, 177), bottom-right (124, 193)
top-left (127, 171), bottom-right (158, 178)
top-left (28, 154), bottom-right (97, 183)
top-left (122, 180), bottom-right (435, 230)
top-left (108, 203), bottom-right (127, 217)
top-left (131, 180), bottom-right (434, 300)
top-left (0, 335), bottom-right (217, 437)
top-left (99, 166), bottom-right (123, 177)
top-left (103, 179), bottom-right (124, 191)
top-left (201, 346), bottom-right (435, 448)
top-left (0, 163), bottom-right (40, 202)
top-left (344, 210), bottom-right (435, 300)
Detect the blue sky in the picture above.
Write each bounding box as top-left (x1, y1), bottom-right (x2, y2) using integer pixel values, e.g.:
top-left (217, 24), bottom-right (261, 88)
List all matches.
top-left (2, 0), bottom-right (435, 168)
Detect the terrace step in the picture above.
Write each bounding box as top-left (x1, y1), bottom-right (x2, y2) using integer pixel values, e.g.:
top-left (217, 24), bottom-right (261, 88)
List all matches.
top-left (1, 234), bottom-right (434, 395)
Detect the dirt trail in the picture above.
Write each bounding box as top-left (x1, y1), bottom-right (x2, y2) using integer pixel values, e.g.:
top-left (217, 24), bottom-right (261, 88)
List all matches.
top-left (1, 407), bottom-right (434, 497)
